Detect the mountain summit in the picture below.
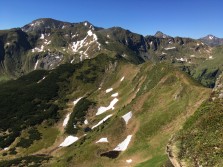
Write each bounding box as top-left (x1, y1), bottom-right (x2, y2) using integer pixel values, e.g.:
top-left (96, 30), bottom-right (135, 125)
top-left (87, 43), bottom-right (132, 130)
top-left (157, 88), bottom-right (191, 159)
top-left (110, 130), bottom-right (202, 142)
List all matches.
top-left (154, 31), bottom-right (170, 38)
top-left (200, 34), bottom-right (223, 46)
top-left (21, 18), bottom-right (75, 32)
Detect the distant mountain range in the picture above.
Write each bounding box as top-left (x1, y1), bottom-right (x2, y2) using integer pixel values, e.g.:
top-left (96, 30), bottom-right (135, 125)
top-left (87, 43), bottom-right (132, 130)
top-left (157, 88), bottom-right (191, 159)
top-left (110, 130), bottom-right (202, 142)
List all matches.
top-left (0, 18), bottom-right (222, 87)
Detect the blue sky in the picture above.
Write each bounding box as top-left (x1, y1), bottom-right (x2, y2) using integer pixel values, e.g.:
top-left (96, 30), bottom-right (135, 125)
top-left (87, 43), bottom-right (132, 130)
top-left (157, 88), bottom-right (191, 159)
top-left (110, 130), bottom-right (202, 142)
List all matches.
top-left (0, 0), bottom-right (222, 38)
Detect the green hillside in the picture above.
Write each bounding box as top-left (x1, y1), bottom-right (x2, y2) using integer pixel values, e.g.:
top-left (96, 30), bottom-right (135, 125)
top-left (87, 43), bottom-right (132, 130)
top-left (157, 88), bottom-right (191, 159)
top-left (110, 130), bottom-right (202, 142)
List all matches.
top-left (0, 54), bottom-right (211, 166)
top-left (169, 73), bottom-right (223, 167)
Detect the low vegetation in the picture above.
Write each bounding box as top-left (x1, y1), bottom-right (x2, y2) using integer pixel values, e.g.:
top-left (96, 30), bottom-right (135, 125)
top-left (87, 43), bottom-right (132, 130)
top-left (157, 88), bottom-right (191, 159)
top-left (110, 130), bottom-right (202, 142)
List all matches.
top-left (0, 64), bottom-right (76, 148)
top-left (16, 127), bottom-right (42, 148)
top-left (174, 100), bottom-right (223, 167)
top-left (0, 155), bottom-right (51, 167)
top-left (65, 98), bottom-right (96, 134)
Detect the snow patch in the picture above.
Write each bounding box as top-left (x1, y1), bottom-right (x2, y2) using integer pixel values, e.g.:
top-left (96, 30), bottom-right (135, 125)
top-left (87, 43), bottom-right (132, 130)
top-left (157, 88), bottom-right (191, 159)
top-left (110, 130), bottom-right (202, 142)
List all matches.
top-left (70, 59), bottom-right (75, 63)
top-left (37, 76), bottom-right (46, 83)
top-left (122, 54), bottom-right (127, 58)
top-left (113, 135), bottom-right (132, 151)
top-left (106, 88), bottom-right (113, 93)
top-left (73, 97), bottom-right (83, 105)
top-left (111, 92), bottom-right (118, 97)
top-left (40, 34), bottom-right (45, 39)
top-left (71, 29), bottom-right (100, 54)
top-left (176, 58), bottom-right (187, 62)
top-left (44, 40), bottom-right (51, 45)
top-left (34, 60), bottom-right (39, 70)
top-left (89, 25), bottom-right (94, 30)
top-left (164, 47), bottom-right (176, 50)
top-left (32, 45), bottom-right (44, 53)
top-left (72, 34), bottom-right (78, 38)
top-left (71, 36), bottom-right (88, 52)
top-left (3, 147), bottom-right (9, 151)
top-left (126, 159), bottom-right (133, 163)
top-left (122, 111), bottom-right (133, 124)
top-left (87, 30), bottom-right (93, 36)
top-left (97, 42), bottom-right (101, 50)
top-left (63, 113), bottom-right (71, 127)
top-left (84, 119), bottom-right (88, 125)
top-left (209, 35), bottom-right (214, 40)
top-left (62, 97), bottom-right (82, 127)
top-left (40, 45), bottom-right (44, 51)
top-left (120, 76), bottom-right (125, 82)
top-left (96, 98), bottom-right (118, 115)
top-left (93, 34), bottom-right (98, 41)
top-left (92, 114), bottom-right (113, 129)
top-left (59, 136), bottom-right (78, 147)
top-left (96, 138), bottom-right (108, 143)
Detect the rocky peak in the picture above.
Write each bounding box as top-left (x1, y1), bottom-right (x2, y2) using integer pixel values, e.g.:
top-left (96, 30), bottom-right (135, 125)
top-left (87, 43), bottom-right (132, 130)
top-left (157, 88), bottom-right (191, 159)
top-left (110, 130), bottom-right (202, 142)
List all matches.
top-left (21, 18), bottom-right (73, 32)
top-left (203, 34), bottom-right (217, 40)
top-left (154, 31), bottom-right (170, 38)
top-left (200, 34), bottom-right (223, 46)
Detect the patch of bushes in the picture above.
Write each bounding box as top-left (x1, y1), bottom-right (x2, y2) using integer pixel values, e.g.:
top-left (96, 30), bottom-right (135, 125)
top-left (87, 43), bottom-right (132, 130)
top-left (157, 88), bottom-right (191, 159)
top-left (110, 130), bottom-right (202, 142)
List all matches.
top-left (176, 101), bottom-right (223, 166)
top-left (16, 127), bottom-right (42, 148)
top-left (65, 98), bottom-right (96, 134)
top-left (0, 64), bottom-right (76, 148)
top-left (0, 54), bottom-right (114, 148)
top-left (0, 155), bottom-right (51, 167)
top-left (75, 54), bottom-right (111, 84)
top-left (8, 148), bottom-right (17, 155)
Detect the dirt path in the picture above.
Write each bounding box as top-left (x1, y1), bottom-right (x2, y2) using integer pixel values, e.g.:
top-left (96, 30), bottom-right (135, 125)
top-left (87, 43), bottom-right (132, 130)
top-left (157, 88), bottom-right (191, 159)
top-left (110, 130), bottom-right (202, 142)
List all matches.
top-left (166, 140), bottom-right (183, 167)
top-left (165, 88), bottom-right (210, 167)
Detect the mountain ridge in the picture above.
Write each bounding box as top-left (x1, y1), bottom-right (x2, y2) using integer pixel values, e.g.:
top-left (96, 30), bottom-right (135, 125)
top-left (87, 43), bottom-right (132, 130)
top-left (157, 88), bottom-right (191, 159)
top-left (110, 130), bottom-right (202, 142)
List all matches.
top-left (1, 17), bottom-right (222, 88)
top-left (0, 55), bottom-right (212, 166)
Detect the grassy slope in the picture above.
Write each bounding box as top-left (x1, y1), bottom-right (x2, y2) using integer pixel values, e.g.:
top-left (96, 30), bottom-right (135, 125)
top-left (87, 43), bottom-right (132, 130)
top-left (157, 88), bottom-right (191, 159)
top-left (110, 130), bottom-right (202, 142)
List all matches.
top-left (0, 56), bottom-right (211, 167)
top-left (124, 64), bottom-right (209, 167)
top-left (191, 46), bottom-right (223, 87)
top-left (48, 62), bottom-right (210, 167)
top-left (0, 54), bottom-right (121, 164)
top-left (171, 100), bottom-right (223, 167)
